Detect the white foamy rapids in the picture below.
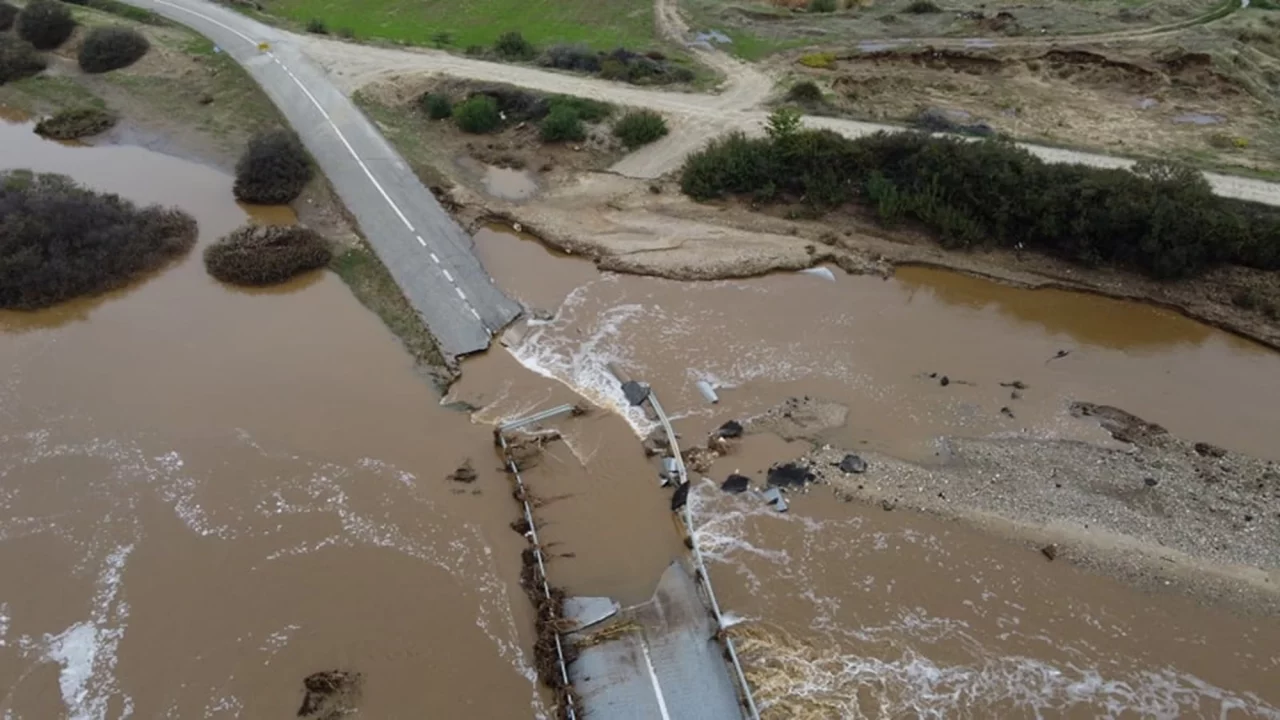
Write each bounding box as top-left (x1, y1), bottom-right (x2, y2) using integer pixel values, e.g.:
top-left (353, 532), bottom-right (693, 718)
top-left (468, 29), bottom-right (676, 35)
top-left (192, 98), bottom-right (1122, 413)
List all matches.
top-left (38, 544), bottom-right (134, 720)
top-left (687, 482), bottom-right (1280, 719)
top-left (0, 421), bottom-right (541, 713)
top-left (506, 278), bottom-right (657, 437)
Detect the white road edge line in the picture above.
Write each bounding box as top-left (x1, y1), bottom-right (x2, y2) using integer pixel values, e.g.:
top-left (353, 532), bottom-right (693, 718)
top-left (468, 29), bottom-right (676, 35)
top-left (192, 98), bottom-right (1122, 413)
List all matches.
top-left (151, 0), bottom-right (499, 324)
top-left (638, 641), bottom-right (673, 720)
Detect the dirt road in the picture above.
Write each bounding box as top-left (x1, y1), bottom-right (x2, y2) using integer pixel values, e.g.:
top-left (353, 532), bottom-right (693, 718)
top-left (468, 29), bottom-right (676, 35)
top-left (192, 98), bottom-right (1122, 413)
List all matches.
top-left (295, 0), bottom-right (1280, 206)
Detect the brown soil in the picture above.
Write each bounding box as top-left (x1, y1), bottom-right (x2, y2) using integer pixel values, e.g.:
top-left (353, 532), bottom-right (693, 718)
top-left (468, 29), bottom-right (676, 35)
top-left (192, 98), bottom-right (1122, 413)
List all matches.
top-left (799, 39), bottom-right (1280, 175)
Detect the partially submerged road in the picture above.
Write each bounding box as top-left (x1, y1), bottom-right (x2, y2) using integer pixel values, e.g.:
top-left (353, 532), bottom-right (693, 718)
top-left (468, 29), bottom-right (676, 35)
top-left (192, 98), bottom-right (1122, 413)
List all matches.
top-left (123, 0), bottom-right (521, 358)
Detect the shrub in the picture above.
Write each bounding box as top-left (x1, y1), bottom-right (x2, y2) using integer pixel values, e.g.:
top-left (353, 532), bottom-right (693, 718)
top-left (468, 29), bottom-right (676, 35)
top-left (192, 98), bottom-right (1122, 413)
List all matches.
top-left (0, 170), bottom-right (196, 309)
top-left (599, 57), bottom-right (628, 80)
top-left (420, 92), bottom-right (453, 120)
top-left (464, 44), bottom-right (486, 56)
top-left (494, 30), bottom-right (535, 60)
top-left (204, 225), bottom-right (332, 286)
top-left (798, 52), bottom-right (837, 69)
top-left (453, 95), bottom-right (502, 133)
top-left (0, 2), bottom-right (17, 31)
top-left (613, 110), bottom-right (668, 148)
top-left (679, 127), bottom-right (1280, 280)
top-left (544, 44), bottom-right (601, 73)
top-left (786, 80), bottom-right (823, 104)
top-left (547, 95), bottom-right (612, 122)
top-left (34, 107), bottom-right (116, 138)
top-left (78, 26), bottom-right (150, 73)
top-left (305, 17), bottom-right (327, 34)
top-left (17, 0), bottom-right (76, 50)
top-left (0, 35), bottom-right (47, 85)
top-left (471, 86), bottom-right (549, 121)
top-left (430, 31), bottom-right (452, 48)
top-left (336, 27), bottom-right (355, 39)
top-left (234, 129), bottom-right (313, 204)
top-left (809, 0), bottom-right (837, 11)
top-left (540, 105), bottom-right (585, 142)
top-left (905, 0), bottom-right (942, 12)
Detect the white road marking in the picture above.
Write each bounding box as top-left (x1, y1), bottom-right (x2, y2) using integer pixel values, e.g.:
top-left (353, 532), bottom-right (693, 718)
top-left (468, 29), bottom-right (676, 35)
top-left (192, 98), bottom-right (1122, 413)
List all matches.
top-left (149, 0), bottom-right (499, 329)
top-left (639, 641), bottom-right (673, 720)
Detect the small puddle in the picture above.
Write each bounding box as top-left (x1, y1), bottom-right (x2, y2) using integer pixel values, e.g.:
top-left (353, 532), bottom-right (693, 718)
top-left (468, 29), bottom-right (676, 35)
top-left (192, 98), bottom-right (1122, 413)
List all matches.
top-left (456, 156), bottom-right (539, 201)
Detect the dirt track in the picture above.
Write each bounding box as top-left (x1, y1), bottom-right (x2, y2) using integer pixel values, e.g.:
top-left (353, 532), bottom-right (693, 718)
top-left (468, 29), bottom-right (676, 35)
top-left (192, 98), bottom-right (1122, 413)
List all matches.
top-left (296, 0), bottom-right (1279, 205)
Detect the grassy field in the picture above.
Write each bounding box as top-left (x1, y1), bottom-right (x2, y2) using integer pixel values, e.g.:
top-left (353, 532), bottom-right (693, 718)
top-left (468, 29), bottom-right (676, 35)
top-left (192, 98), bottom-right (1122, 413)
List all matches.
top-left (266, 0), bottom-right (659, 50)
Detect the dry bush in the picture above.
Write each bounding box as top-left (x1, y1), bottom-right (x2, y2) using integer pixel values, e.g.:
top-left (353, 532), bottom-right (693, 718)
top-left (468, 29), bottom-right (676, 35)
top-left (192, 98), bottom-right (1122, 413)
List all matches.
top-left (34, 107), bottom-right (116, 138)
top-left (0, 170), bottom-right (196, 309)
top-left (233, 129), bottom-right (313, 204)
top-left (16, 0), bottom-right (75, 50)
top-left (203, 225), bottom-right (332, 286)
top-left (0, 35), bottom-right (46, 84)
top-left (78, 26), bottom-right (150, 73)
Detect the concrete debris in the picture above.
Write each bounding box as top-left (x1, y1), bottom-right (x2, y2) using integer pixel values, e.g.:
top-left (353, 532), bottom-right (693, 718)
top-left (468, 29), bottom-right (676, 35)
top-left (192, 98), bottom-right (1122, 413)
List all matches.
top-left (621, 380), bottom-right (651, 406)
top-left (695, 379), bottom-right (719, 404)
top-left (670, 481), bottom-right (691, 511)
top-left (768, 462), bottom-right (816, 488)
top-left (1041, 543), bottom-right (1059, 561)
top-left (715, 420), bottom-right (744, 439)
top-left (761, 487), bottom-right (788, 512)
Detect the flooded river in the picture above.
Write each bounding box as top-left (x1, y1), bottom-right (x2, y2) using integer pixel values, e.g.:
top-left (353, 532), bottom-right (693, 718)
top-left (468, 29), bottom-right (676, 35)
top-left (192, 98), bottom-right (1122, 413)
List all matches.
top-left (4, 115), bottom-right (1279, 720)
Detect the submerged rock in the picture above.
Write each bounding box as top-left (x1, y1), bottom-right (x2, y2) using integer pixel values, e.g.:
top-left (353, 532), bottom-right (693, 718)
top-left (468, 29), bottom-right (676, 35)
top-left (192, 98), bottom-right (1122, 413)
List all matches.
top-left (448, 459), bottom-right (478, 483)
top-left (670, 481), bottom-right (691, 511)
top-left (721, 474), bottom-right (751, 493)
top-left (1041, 543), bottom-right (1059, 561)
top-left (716, 420), bottom-right (744, 439)
top-left (837, 454), bottom-right (868, 474)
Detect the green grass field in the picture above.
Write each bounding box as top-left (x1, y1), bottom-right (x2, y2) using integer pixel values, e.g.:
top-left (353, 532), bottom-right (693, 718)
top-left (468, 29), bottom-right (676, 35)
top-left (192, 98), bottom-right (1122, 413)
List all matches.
top-left (268, 0), bottom-right (658, 50)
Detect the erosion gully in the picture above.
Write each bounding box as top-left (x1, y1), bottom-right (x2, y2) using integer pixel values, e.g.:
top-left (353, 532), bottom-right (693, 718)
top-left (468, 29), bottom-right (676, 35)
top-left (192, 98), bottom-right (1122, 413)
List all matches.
top-left (2, 118), bottom-right (1278, 718)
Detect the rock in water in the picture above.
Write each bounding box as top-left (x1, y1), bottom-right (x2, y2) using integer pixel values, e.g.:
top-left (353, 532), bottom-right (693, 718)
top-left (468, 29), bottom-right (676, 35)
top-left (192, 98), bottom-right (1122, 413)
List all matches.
top-left (767, 462), bottom-right (815, 488)
top-left (721, 474), bottom-right (750, 493)
top-left (621, 380), bottom-right (650, 406)
top-left (837, 454), bottom-right (868, 474)
top-left (670, 481), bottom-right (691, 511)
top-left (1041, 544), bottom-right (1059, 561)
top-left (940, 376), bottom-right (951, 387)
top-left (716, 420), bottom-right (744, 439)
top-left (448, 460), bottom-right (477, 483)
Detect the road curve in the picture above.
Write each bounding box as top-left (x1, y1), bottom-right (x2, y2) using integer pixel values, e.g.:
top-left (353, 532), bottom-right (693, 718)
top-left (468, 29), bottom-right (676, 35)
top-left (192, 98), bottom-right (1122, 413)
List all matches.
top-left (121, 0), bottom-right (521, 358)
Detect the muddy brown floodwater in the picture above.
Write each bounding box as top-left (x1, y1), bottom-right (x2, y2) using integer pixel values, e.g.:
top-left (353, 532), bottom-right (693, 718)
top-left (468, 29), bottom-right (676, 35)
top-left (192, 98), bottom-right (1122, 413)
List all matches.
top-left (0, 121), bottom-right (568, 717)
top-left (5, 114), bottom-right (1280, 720)
top-left (476, 225), bottom-right (1280, 718)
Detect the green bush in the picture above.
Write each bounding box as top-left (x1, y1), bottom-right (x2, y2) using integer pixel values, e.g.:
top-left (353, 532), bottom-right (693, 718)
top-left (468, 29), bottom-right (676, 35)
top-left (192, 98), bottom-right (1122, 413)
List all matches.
top-left (494, 30), bottom-right (535, 60)
top-left (679, 126), bottom-right (1280, 280)
top-left (0, 2), bottom-right (18, 31)
top-left (17, 0), bottom-right (76, 50)
top-left (0, 170), bottom-right (197, 309)
top-left (234, 129), bottom-right (313, 204)
top-left (905, 0), bottom-right (942, 12)
top-left (453, 95), bottom-right (502, 133)
top-left (305, 17), bottom-right (327, 34)
top-left (420, 92), bottom-right (453, 120)
top-left (809, 0), bottom-right (838, 11)
top-left (336, 27), bottom-right (355, 39)
top-left (540, 105), bottom-right (585, 142)
top-left (547, 95), bottom-right (612, 122)
top-left (0, 35), bottom-right (46, 85)
top-left (613, 110), bottom-right (668, 148)
top-left (34, 107), bottom-right (116, 138)
top-left (204, 225), bottom-right (332, 286)
top-left (786, 80), bottom-right (823, 104)
top-left (78, 26), bottom-right (150, 73)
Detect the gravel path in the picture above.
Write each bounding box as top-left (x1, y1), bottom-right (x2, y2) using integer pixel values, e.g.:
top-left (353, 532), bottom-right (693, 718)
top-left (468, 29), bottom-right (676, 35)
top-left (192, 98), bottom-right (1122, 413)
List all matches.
top-left (295, 2), bottom-right (1280, 207)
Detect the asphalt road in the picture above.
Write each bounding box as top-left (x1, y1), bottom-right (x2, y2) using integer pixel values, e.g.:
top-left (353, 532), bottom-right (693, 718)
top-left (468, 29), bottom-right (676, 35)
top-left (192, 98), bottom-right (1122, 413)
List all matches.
top-left (123, 0), bottom-right (521, 358)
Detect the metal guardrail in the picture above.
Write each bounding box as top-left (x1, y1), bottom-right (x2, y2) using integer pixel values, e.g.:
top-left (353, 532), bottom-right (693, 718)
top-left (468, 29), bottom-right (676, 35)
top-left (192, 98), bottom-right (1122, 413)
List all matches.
top-left (647, 393), bottom-right (763, 720)
top-left (497, 406), bottom-right (578, 720)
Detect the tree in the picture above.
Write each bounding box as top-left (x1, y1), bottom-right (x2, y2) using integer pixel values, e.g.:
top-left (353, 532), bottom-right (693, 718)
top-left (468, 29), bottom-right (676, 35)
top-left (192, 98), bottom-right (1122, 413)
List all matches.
top-left (16, 0), bottom-right (75, 50)
top-left (234, 129), bottom-right (313, 204)
top-left (78, 26), bottom-right (150, 73)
